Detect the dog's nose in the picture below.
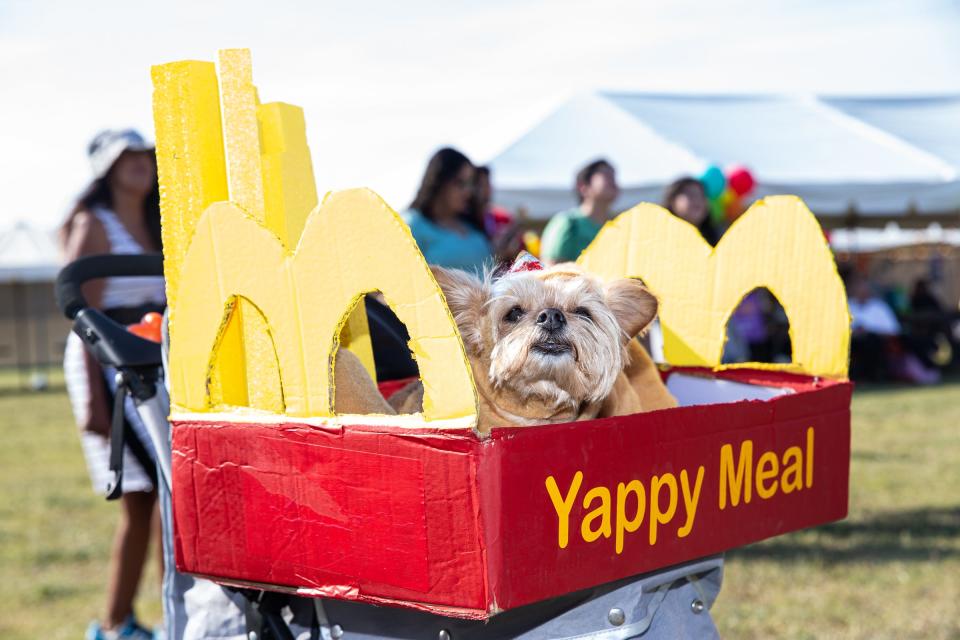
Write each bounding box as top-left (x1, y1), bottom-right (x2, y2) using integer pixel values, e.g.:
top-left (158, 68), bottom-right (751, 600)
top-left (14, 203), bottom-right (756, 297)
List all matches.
top-left (537, 308), bottom-right (566, 332)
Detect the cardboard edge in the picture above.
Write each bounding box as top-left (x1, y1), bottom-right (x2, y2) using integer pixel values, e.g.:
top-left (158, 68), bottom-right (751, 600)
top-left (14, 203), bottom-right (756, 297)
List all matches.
top-left (475, 436), bottom-right (506, 616)
top-left (183, 573), bottom-right (492, 620)
top-left (169, 410), bottom-right (478, 431)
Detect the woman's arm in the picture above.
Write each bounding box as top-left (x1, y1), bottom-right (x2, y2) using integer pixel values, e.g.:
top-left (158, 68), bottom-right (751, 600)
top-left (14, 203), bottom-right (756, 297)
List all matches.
top-left (62, 210), bottom-right (112, 436)
top-left (62, 210), bottom-right (109, 309)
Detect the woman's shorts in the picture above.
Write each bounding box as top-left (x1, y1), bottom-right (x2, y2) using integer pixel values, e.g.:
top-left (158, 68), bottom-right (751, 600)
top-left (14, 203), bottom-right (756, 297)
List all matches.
top-left (64, 333), bottom-right (156, 495)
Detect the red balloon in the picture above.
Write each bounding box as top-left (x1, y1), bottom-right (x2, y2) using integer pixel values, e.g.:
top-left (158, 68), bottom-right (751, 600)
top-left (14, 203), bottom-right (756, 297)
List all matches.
top-left (726, 165), bottom-right (755, 197)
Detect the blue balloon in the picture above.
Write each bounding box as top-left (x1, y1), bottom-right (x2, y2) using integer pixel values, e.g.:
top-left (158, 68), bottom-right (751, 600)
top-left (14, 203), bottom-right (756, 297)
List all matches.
top-left (700, 165), bottom-right (726, 200)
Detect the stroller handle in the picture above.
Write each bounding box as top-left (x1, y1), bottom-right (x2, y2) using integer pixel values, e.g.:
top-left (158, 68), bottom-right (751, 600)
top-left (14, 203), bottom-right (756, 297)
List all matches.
top-left (56, 253), bottom-right (164, 320)
top-left (56, 253), bottom-right (165, 371)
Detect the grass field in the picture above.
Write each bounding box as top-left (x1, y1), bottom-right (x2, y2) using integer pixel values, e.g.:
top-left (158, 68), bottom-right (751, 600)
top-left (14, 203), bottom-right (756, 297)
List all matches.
top-left (0, 372), bottom-right (162, 640)
top-left (0, 374), bottom-right (957, 639)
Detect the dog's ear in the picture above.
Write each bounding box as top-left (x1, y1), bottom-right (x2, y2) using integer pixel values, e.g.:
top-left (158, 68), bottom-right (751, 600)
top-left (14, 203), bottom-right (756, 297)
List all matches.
top-left (431, 266), bottom-right (488, 354)
top-left (605, 278), bottom-right (658, 339)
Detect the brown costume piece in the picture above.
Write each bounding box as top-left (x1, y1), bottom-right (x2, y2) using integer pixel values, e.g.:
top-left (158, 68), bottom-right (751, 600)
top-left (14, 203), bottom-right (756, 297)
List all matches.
top-left (332, 349), bottom-right (395, 415)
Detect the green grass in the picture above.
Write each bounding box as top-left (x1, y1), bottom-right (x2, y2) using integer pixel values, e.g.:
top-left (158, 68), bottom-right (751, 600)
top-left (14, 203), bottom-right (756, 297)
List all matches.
top-left (0, 381), bottom-right (161, 640)
top-left (0, 365), bottom-right (65, 393)
top-left (0, 381), bottom-right (957, 638)
top-left (715, 382), bottom-right (960, 639)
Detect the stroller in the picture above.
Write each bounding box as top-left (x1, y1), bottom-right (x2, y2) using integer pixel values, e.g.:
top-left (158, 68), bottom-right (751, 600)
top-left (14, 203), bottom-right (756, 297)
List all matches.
top-left (57, 253), bottom-right (723, 640)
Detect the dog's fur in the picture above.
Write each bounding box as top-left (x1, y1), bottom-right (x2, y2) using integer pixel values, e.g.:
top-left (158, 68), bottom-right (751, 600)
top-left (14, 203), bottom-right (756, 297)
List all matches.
top-left (389, 263), bottom-right (677, 429)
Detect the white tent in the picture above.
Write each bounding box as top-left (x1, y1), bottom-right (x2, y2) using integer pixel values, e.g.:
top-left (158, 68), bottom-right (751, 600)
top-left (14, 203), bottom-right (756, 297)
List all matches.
top-left (0, 221), bottom-right (61, 283)
top-left (823, 96), bottom-right (960, 173)
top-left (0, 221), bottom-right (67, 375)
top-left (489, 92), bottom-right (960, 220)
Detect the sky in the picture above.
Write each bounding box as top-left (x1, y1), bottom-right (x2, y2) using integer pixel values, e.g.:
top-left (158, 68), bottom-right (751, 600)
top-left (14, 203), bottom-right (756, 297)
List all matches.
top-left (2, 0), bottom-right (960, 230)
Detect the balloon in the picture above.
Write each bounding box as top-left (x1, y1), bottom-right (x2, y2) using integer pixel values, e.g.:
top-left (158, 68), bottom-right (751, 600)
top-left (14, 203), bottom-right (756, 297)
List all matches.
top-left (522, 230), bottom-right (541, 258)
top-left (700, 165), bottom-right (726, 199)
top-left (708, 198), bottom-right (726, 226)
top-left (726, 165), bottom-right (755, 197)
top-left (718, 187), bottom-right (734, 210)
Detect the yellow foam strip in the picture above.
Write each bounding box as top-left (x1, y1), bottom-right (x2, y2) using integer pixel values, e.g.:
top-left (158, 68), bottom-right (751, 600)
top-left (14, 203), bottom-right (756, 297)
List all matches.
top-left (217, 48), bottom-right (265, 221)
top-left (209, 299), bottom-right (249, 407)
top-left (257, 101), bottom-right (377, 380)
top-left (217, 50), bottom-right (290, 411)
top-left (579, 196), bottom-right (850, 378)
top-left (150, 60), bottom-right (228, 318)
top-left (151, 61), bottom-right (245, 405)
top-left (340, 304), bottom-right (377, 382)
top-left (257, 102), bottom-right (318, 244)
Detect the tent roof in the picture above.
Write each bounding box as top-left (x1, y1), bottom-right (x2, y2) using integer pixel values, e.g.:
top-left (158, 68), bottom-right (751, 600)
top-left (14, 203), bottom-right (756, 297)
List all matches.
top-left (823, 96), bottom-right (960, 171)
top-left (491, 93), bottom-right (704, 191)
top-left (489, 92), bottom-right (960, 219)
top-left (0, 221), bottom-right (60, 283)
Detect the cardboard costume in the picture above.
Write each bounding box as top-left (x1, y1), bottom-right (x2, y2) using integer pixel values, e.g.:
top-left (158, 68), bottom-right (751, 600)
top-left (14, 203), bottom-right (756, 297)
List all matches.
top-left (154, 50), bottom-right (852, 620)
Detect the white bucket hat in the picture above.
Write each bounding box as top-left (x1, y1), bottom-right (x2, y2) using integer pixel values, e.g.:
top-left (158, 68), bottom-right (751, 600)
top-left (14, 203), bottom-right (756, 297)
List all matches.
top-left (88, 128), bottom-right (154, 179)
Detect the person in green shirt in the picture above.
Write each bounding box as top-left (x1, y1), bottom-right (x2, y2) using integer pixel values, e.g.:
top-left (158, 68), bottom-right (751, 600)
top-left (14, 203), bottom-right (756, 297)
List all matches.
top-left (540, 158), bottom-right (619, 264)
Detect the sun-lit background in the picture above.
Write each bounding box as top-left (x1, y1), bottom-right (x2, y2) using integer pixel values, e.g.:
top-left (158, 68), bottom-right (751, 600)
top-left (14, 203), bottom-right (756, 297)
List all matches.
top-left (3, 0), bottom-right (960, 227)
top-left (2, 2), bottom-right (960, 639)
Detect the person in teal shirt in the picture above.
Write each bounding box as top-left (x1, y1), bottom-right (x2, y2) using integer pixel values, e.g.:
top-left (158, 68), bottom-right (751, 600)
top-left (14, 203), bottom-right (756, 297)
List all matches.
top-left (403, 147), bottom-right (492, 273)
top-left (540, 158), bottom-right (619, 264)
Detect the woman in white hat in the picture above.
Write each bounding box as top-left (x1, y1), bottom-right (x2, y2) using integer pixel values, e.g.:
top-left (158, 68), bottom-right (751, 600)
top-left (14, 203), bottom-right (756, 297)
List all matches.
top-left (60, 129), bottom-right (166, 640)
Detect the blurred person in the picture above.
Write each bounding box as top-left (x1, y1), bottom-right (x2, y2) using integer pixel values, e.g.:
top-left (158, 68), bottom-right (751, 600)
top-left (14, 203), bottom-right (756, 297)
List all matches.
top-left (847, 273), bottom-right (900, 381)
top-left (60, 129), bottom-right (166, 640)
top-left (724, 289), bottom-right (792, 364)
top-left (466, 165), bottom-right (524, 263)
top-left (403, 147), bottom-right (492, 272)
top-left (847, 273), bottom-right (938, 384)
top-left (540, 158), bottom-right (619, 264)
top-left (911, 277), bottom-right (945, 313)
top-left (666, 177), bottom-right (739, 367)
top-left (849, 276), bottom-right (901, 336)
top-left (906, 277), bottom-right (954, 370)
top-left (662, 176), bottom-right (722, 246)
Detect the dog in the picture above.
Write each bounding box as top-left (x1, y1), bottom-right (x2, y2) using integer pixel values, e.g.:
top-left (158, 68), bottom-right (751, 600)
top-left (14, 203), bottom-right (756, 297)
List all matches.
top-left (388, 254), bottom-right (677, 430)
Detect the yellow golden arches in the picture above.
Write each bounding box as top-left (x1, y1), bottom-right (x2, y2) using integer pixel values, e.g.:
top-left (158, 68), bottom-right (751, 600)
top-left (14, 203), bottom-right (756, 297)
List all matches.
top-left (168, 202), bottom-right (291, 413)
top-left (578, 196), bottom-right (850, 378)
top-left (153, 49), bottom-right (378, 413)
top-left (169, 191), bottom-right (479, 423)
top-left (207, 295), bottom-right (285, 412)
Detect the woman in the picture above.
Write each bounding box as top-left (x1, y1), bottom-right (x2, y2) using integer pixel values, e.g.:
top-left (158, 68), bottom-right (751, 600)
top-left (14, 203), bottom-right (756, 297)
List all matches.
top-left (61, 129), bottom-right (166, 640)
top-left (404, 147), bottom-right (492, 272)
top-left (661, 177), bottom-right (722, 246)
top-left (466, 165), bottom-right (524, 263)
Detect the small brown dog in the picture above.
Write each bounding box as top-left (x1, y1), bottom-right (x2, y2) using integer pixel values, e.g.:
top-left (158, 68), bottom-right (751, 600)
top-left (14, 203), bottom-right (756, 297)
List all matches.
top-left (389, 256), bottom-right (677, 430)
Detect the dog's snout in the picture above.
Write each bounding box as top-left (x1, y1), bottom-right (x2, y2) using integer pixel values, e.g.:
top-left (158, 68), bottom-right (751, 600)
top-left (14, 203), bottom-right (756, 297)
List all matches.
top-left (537, 308), bottom-right (566, 332)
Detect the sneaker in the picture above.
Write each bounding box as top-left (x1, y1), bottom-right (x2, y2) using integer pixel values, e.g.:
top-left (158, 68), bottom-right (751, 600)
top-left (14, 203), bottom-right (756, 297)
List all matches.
top-left (85, 616), bottom-right (156, 640)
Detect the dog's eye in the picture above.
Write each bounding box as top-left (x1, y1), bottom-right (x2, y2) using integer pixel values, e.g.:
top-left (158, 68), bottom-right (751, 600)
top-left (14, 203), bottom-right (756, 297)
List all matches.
top-left (504, 306), bottom-right (525, 323)
top-left (574, 306), bottom-right (593, 320)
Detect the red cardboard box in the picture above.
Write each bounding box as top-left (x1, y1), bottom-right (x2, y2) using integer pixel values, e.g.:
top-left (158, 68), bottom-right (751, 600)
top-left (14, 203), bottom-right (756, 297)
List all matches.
top-left (171, 368), bottom-right (850, 619)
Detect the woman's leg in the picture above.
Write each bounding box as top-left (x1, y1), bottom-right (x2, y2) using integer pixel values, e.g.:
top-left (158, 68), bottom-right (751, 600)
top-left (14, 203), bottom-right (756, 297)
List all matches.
top-left (104, 490), bottom-right (158, 629)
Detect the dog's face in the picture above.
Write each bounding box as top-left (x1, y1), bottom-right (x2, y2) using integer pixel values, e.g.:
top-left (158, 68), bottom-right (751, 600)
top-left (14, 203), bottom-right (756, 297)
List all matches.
top-left (433, 263), bottom-right (658, 421)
